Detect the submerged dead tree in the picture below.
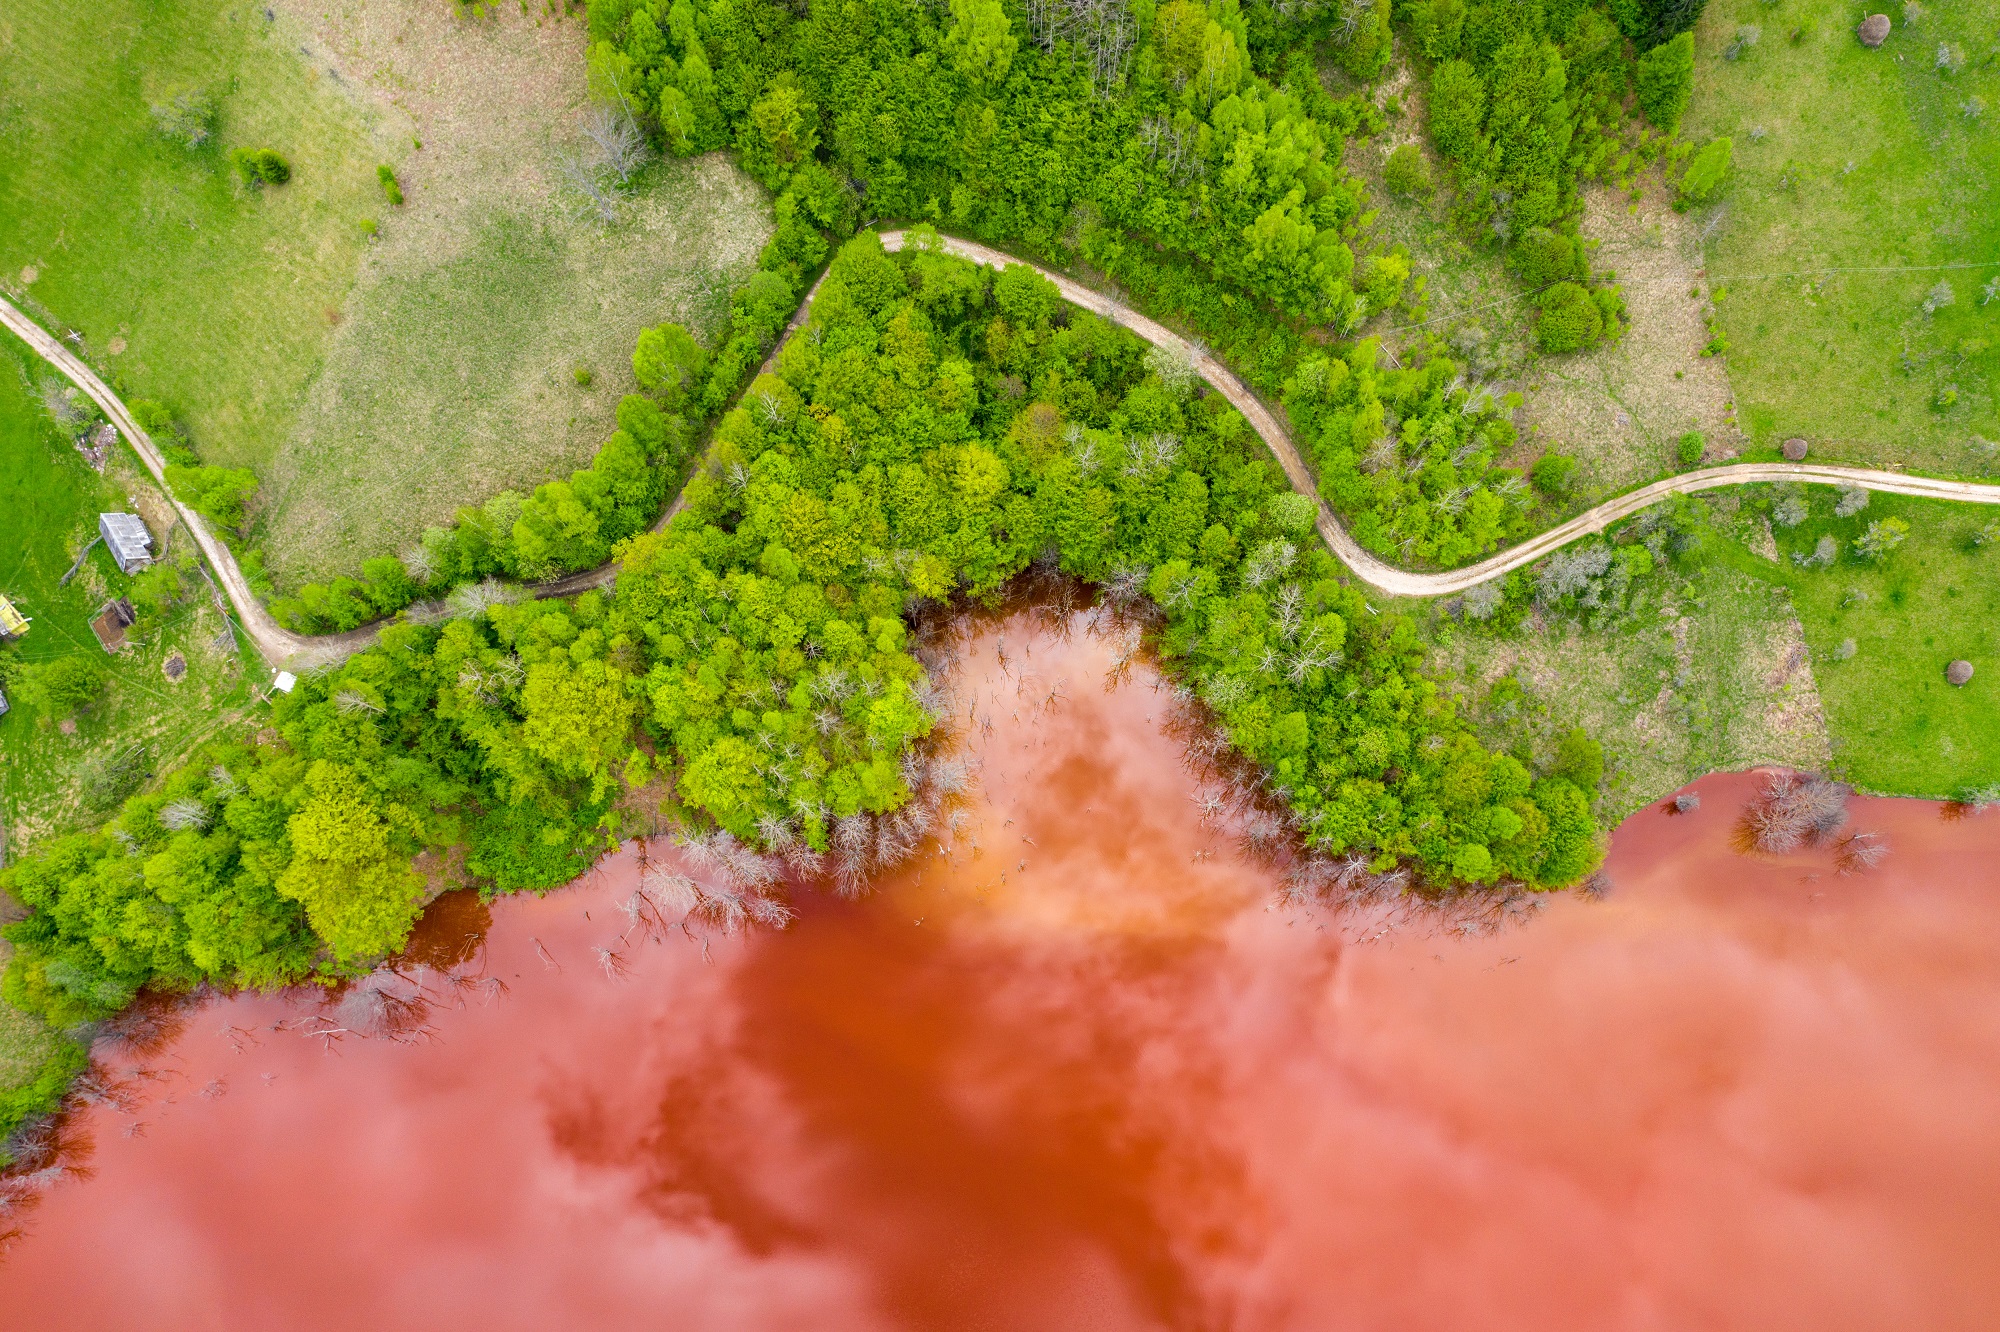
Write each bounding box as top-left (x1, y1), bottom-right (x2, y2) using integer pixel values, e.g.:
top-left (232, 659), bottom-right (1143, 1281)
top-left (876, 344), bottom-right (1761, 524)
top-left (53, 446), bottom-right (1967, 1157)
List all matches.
top-left (1744, 771), bottom-right (1851, 854)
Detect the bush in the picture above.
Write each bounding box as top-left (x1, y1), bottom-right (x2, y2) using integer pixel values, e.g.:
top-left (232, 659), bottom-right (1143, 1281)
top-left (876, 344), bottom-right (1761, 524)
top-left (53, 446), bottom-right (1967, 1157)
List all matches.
top-left (1383, 144), bottom-right (1433, 198)
top-left (1535, 282), bottom-right (1605, 353)
top-left (1676, 138), bottom-right (1731, 210)
top-left (1532, 453), bottom-right (1578, 496)
top-left (19, 656), bottom-right (111, 719)
top-left (1511, 228), bottom-right (1581, 288)
top-left (1334, 0), bottom-right (1393, 79)
top-left (0, 1038), bottom-right (89, 1159)
top-left (149, 88), bottom-right (216, 150)
top-left (1427, 59), bottom-right (1487, 162)
top-left (1553, 727), bottom-right (1605, 792)
top-left (1409, 0), bottom-right (1466, 58)
top-left (632, 321), bottom-right (708, 403)
top-left (1854, 516), bottom-right (1910, 563)
top-left (1636, 32), bottom-right (1695, 133)
top-left (1676, 430), bottom-right (1705, 468)
top-left (377, 164), bottom-right (404, 206)
top-left (164, 463), bottom-right (259, 536)
top-left (231, 147), bottom-right (292, 188)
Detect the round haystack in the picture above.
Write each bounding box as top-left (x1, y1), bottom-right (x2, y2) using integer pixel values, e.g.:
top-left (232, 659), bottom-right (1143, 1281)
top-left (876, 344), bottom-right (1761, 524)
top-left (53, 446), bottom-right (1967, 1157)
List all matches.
top-left (1947, 660), bottom-right (1974, 686)
top-left (1858, 14), bottom-right (1891, 46)
top-left (1782, 437), bottom-right (1810, 460)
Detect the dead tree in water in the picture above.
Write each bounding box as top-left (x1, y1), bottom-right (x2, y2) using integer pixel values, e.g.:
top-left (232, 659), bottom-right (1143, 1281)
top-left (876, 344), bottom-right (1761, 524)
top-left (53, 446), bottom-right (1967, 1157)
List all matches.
top-left (1744, 771), bottom-right (1850, 853)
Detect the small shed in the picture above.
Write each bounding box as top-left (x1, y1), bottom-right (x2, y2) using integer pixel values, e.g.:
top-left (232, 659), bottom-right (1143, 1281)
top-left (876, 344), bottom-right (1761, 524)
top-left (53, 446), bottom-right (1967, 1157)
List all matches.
top-left (271, 670), bottom-right (297, 694)
top-left (91, 598), bottom-right (137, 654)
top-left (0, 686), bottom-right (9, 717)
top-left (99, 512), bottom-right (154, 575)
top-left (0, 594), bottom-right (28, 642)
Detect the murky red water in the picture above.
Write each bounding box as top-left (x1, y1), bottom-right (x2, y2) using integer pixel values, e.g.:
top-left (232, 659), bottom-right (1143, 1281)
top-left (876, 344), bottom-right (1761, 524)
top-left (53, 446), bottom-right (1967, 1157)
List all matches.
top-left (5, 611), bottom-right (2000, 1330)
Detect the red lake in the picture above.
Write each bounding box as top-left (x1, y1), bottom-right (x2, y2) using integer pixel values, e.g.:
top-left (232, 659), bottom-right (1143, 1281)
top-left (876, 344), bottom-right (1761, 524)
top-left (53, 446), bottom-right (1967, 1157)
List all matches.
top-left (4, 610), bottom-right (1999, 1329)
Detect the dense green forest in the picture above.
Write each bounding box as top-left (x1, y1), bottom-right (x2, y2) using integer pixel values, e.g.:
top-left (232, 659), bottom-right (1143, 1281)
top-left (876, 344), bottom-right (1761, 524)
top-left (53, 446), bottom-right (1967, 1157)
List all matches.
top-left (6, 0), bottom-right (1651, 1147)
top-left (5, 233), bottom-right (1602, 1070)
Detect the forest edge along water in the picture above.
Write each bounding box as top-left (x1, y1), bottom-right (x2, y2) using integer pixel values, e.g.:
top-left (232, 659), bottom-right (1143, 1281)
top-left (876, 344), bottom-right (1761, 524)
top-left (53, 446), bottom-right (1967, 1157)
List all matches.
top-left (1, 603), bottom-right (1998, 1329)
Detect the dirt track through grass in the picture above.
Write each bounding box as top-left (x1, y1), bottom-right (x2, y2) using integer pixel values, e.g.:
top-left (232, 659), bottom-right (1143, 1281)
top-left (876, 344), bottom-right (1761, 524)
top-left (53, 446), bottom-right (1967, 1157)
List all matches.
top-left (0, 0), bottom-right (386, 472)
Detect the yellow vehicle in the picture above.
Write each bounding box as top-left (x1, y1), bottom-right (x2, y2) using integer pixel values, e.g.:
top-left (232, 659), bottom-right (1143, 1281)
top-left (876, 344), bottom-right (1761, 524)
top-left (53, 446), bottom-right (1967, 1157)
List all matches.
top-left (0, 593), bottom-right (29, 641)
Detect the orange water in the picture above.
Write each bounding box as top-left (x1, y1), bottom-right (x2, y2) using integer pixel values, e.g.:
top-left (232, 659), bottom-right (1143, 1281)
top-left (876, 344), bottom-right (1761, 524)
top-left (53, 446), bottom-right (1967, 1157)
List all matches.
top-left (4, 611), bottom-right (1998, 1330)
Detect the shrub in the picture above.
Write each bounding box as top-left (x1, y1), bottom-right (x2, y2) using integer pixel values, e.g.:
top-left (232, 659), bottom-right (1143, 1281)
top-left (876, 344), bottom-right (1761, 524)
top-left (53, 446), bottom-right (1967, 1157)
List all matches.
top-left (1553, 727), bottom-right (1605, 792)
top-left (1535, 282), bottom-right (1605, 353)
top-left (632, 321), bottom-right (708, 403)
top-left (1333, 0), bottom-right (1393, 80)
top-left (164, 463), bottom-right (260, 536)
top-left (1636, 32), bottom-right (1694, 132)
top-left (1854, 516), bottom-right (1910, 562)
top-left (1383, 144), bottom-right (1433, 198)
top-left (1676, 138), bottom-right (1731, 210)
top-left (1427, 59), bottom-right (1487, 162)
top-left (377, 164), bottom-right (404, 205)
top-left (1409, 0), bottom-right (1466, 58)
top-left (1532, 453), bottom-right (1578, 496)
top-left (19, 656), bottom-right (111, 719)
top-left (231, 147), bottom-right (292, 188)
top-left (149, 88), bottom-right (216, 149)
top-left (1676, 430), bottom-right (1704, 468)
top-left (1511, 228), bottom-right (1581, 288)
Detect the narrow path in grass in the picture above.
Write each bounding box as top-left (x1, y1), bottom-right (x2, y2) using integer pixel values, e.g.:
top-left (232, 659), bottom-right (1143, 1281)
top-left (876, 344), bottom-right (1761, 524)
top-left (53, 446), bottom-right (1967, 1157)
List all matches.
top-left (8, 236), bottom-right (2000, 669)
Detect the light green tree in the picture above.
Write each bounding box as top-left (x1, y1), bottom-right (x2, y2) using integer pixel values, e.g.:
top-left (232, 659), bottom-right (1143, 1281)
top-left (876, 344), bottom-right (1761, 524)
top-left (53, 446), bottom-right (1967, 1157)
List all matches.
top-left (945, 0), bottom-right (1017, 85)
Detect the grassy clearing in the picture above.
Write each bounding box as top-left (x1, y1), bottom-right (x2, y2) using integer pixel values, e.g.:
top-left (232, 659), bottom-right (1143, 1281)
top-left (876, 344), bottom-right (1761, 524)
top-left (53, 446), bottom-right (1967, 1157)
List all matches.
top-left (1433, 504), bottom-right (1831, 825)
top-left (0, 0), bottom-right (388, 471)
top-left (254, 0), bottom-right (770, 585)
top-left (1517, 181), bottom-right (1745, 498)
top-left (0, 344), bottom-right (255, 857)
top-left (1683, 0), bottom-right (2000, 472)
top-left (1715, 488), bottom-right (2000, 797)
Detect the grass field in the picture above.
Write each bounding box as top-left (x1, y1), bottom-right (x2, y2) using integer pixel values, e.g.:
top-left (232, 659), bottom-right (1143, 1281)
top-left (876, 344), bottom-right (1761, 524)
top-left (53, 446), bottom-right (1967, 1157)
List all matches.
top-left (1684, 0), bottom-right (2000, 473)
top-left (0, 343), bottom-right (255, 857)
top-left (1717, 488), bottom-right (2000, 797)
top-left (0, 0), bottom-right (388, 471)
top-left (2, 0), bottom-right (770, 591)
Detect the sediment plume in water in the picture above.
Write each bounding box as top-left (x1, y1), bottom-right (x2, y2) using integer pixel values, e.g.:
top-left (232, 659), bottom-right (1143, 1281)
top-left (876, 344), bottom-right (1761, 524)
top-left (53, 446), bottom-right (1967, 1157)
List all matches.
top-left (2, 607), bottom-right (1999, 1329)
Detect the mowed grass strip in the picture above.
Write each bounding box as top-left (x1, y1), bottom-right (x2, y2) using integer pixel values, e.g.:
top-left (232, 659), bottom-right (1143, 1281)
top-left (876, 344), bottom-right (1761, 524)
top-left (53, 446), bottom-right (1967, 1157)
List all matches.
top-left (0, 345), bottom-right (256, 853)
top-left (1718, 489), bottom-right (2000, 797)
top-left (0, 0), bottom-right (387, 473)
top-left (1684, 0), bottom-right (2000, 472)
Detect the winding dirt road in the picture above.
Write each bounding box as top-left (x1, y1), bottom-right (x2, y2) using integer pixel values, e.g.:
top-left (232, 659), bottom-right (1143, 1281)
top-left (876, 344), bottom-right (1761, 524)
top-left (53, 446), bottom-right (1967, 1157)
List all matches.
top-left (7, 233), bottom-right (1999, 668)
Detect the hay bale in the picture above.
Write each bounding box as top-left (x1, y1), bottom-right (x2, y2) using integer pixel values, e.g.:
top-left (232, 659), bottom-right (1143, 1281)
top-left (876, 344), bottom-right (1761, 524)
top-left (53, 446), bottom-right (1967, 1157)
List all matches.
top-left (1857, 14), bottom-right (1891, 46)
top-left (1947, 659), bottom-right (1974, 686)
top-left (1782, 437), bottom-right (1810, 461)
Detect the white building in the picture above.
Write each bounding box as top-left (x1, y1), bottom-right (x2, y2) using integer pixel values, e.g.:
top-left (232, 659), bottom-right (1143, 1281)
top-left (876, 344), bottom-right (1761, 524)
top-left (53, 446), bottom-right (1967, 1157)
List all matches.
top-left (99, 512), bottom-right (154, 575)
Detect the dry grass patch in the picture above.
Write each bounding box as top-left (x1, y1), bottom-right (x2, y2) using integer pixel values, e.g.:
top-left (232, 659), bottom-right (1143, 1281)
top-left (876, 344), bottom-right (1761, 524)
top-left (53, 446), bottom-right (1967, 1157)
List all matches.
top-left (257, 1), bottom-right (770, 585)
top-left (1517, 182), bottom-right (1744, 500)
top-left (1436, 556), bottom-right (1831, 824)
